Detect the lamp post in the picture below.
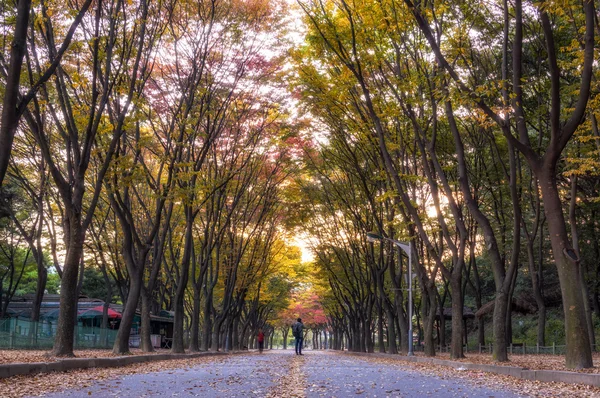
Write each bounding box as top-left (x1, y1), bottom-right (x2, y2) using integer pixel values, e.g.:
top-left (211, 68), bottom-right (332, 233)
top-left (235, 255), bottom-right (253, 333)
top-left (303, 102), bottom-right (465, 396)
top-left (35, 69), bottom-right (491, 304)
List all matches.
top-left (367, 232), bottom-right (414, 356)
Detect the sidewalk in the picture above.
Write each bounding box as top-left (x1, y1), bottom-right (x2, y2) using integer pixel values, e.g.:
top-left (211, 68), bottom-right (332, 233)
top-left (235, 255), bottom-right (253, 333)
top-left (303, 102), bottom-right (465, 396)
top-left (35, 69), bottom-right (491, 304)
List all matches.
top-left (0, 349), bottom-right (242, 379)
top-left (344, 351), bottom-right (600, 388)
top-left (421, 351), bottom-right (600, 373)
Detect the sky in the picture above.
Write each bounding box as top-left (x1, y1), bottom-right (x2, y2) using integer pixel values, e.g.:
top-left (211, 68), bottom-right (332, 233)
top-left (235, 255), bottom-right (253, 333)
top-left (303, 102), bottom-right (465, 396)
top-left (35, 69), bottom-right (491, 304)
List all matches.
top-left (294, 232), bottom-right (316, 263)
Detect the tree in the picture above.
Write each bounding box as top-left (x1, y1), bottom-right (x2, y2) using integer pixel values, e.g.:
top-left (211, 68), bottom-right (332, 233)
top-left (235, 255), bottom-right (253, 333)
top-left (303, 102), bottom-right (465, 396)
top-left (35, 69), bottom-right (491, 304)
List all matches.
top-left (0, 0), bottom-right (92, 187)
top-left (402, 0), bottom-right (595, 368)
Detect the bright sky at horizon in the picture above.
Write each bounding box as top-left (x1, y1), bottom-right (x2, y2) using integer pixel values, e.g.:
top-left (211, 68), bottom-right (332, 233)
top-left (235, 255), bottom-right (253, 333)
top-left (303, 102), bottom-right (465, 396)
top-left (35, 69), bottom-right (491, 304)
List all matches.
top-left (294, 233), bottom-right (315, 263)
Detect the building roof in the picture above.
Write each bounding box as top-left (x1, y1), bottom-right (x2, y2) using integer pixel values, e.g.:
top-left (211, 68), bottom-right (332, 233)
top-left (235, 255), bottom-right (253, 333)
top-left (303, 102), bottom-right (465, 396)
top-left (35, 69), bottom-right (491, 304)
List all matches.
top-left (435, 307), bottom-right (475, 320)
top-left (5, 295), bottom-right (173, 323)
top-left (475, 297), bottom-right (537, 318)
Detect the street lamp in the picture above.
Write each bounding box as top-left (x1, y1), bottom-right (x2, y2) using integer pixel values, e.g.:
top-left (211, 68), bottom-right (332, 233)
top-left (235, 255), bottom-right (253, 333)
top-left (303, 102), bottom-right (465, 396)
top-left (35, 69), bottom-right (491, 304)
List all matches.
top-left (366, 232), bottom-right (414, 356)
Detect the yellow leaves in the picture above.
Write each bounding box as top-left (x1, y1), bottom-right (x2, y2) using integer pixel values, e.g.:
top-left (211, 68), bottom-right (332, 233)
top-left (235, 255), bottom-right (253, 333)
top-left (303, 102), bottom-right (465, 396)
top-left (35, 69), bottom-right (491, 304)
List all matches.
top-left (375, 190), bottom-right (397, 203)
top-left (564, 154), bottom-right (600, 177)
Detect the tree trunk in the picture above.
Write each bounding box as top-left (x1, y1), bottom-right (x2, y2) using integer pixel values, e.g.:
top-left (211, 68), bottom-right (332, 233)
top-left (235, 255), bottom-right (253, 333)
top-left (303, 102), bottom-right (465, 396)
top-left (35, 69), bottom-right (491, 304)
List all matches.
top-left (385, 308), bottom-right (397, 354)
top-left (0, 0), bottom-right (31, 187)
top-left (506, 257), bottom-right (518, 347)
top-left (539, 168), bottom-right (592, 368)
top-left (570, 176), bottom-right (595, 349)
top-left (51, 216), bottom-right (83, 356)
top-left (394, 292), bottom-right (408, 354)
top-left (113, 268), bottom-right (143, 354)
top-left (30, 263), bottom-right (47, 342)
top-left (201, 295), bottom-right (212, 351)
top-left (172, 213), bottom-right (194, 353)
top-left (492, 290), bottom-right (509, 361)
top-left (450, 278), bottom-right (464, 359)
top-left (211, 319), bottom-right (221, 351)
top-left (526, 238), bottom-right (546, 347)
top-left (423, 285), bottom-right (437, 357)
top-left (471, 242), bottom-right (485, 348)
top-left (438, 298), bottom-right (446, 351)
top-left (140, 291), bottom-right (154, 352)
top-left (99, 253), bottom-right (113, 347)
top-left (189, 286), bottom-right (201, 352)
top-left (234, 318), bottom-right (241, 350)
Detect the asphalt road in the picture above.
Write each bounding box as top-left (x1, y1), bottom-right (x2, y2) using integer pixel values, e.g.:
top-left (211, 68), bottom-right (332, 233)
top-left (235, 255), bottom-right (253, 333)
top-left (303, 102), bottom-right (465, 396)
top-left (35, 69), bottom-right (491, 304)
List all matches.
top-left (303, 352), bottom-right (523, 398)
top-left (37, 350), bottom-right (524, 397)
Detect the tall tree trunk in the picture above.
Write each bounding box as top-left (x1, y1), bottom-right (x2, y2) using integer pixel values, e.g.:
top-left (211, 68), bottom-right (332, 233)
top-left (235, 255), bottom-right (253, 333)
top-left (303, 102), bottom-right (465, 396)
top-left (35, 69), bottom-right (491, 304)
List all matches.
top-left (233, 317), bottom-right (240, 350)
top-left (450, 278), bottom-right (464, 359)
top-left (437, 290), bottom-right (446, 351)
top-left (591, 217), bottom-right (600, 320)
top-left (113, 265), bottom-right (143, 354)
top-left (201, 295), bottom-right (212, 351)
top-left (0, 0), bottom-right (31, 187)
top-left (172, 212), bottom-right (194, 353)
top-left (505, 267), bottom-right (518, 346)
top-left (283, 328), bottom-right (288, 350)
top-left (394, 292), bottom-right (408, 353)
top-left (189, 286), bottom-right (201, 352)
top-left (570, 176), bottom-right (595, 349)
top-left (101, 263), bottom-right (112, 347)
top-left (423, 283), bottom-right (437, 356)
top-left (211, 317), bottom-right (222, 351)
top-left (526, 235), bottom-right (546, 347)
top-left (540, 167), bottom-right (592, 368)
top-left (140, 292), bottom-right (153, 352)
top-left (470, 237), bottom-right (485, 348)
top-left (51, 214), bottom-right (83, 356)
top-left (385, 308), bottom-right (397, 354)
top-left (377, 298), bottom-right (385, 353)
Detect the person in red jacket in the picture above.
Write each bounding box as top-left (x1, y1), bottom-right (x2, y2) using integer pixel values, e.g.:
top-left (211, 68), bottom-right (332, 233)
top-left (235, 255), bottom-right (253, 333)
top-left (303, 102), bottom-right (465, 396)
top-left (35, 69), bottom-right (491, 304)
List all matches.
top-left (257, 328), bottom-right (265, 353)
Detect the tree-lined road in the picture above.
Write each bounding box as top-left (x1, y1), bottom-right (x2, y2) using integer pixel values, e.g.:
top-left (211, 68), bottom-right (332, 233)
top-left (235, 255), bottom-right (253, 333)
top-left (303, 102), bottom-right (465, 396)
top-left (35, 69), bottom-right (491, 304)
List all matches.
top-left (35, 351), bottom-right (523, 398)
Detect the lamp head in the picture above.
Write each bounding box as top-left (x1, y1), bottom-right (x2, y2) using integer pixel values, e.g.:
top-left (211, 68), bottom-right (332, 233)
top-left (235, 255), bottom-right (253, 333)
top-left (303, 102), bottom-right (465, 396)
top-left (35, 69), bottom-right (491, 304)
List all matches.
top-left (366, 232), bottom-right (383, 243)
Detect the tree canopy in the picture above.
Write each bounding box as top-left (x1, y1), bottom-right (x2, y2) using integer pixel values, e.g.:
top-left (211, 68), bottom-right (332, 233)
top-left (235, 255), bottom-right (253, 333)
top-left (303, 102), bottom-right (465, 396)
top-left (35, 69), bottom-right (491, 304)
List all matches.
top-left (1, 0), bottom-right (600, 370)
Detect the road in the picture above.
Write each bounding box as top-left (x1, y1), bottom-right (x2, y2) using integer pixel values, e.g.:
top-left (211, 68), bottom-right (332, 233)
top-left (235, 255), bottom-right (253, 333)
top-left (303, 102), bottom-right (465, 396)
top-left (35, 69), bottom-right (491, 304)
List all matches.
top-left (36, 351), bottom-right (523, 397)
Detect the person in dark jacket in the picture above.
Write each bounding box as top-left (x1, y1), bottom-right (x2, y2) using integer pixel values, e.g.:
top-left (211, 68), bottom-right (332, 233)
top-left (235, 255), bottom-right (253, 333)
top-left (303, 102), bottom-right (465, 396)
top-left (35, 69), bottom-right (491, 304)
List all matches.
top-left (291, 318), bottom-right (304, 355)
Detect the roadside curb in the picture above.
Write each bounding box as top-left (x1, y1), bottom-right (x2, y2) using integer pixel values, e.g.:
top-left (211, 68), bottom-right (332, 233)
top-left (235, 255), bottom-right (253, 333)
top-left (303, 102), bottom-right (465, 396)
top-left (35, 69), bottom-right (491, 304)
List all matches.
top-left (342, 351), bottom-right (600, 388)
top-left (0, 350), bottom-right (246, 379)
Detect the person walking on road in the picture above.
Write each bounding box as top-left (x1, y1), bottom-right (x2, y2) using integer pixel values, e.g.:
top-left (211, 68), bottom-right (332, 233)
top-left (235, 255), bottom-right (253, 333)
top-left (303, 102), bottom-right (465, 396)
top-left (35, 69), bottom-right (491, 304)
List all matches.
top-left (292, 318), bottom-right (304, 355)
top-left (257, 328), bottom-right (265, 353)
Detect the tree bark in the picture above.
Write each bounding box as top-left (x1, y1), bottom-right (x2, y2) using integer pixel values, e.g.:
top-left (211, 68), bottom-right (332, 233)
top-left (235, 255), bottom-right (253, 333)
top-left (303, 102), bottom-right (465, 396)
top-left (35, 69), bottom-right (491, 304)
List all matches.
top-left (51, 214), bottom-right (83, 356)
top-left (113, 267), bottom-right (143, 354)
top-left (450, 278), bottom-right (464, 359)
top-left (189, 285), bottom-right (201, 352)
top-left (140, 292), bottom-right (153, 352)
top-left (569, 175), bottom-right (595, 349)
top-left (201, 294), bottom-right (213, 351)
top-left (0, 0), bottom-right (31, 187)
top-left (540, 167), bottom-right (592, 368)
top-left (172, 211), bottom-right (194, 353)
top-left (423, 283), bottom-right (437, 357)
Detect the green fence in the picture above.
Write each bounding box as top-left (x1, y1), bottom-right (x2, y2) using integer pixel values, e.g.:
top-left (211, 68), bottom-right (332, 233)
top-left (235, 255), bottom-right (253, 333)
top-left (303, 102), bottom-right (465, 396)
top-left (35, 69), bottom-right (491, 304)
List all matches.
top-left (0, 318), bottom-right (118, 349)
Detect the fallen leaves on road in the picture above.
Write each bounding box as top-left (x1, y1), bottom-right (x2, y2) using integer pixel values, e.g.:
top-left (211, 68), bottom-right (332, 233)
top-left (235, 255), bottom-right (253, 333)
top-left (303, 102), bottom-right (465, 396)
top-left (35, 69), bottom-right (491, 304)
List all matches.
top-left (0, 354), bottom-right (226, 398)
top-left (357, 354), bottom-right (600, 397)
top-left (266, 354), bottom-right (306, 398)
top-left (0, 349), bottom-right (166, 365)
top-left (420, 352), bottom-right (600, 374)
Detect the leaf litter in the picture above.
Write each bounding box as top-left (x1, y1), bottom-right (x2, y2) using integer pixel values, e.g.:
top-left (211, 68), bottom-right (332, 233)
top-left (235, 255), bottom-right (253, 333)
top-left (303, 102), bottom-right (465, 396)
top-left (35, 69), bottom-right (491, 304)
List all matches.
top-left (0, 354), bottom-right (227, 398)
top-left (358, 354), bottom-right (600, 397)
